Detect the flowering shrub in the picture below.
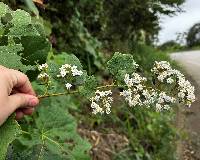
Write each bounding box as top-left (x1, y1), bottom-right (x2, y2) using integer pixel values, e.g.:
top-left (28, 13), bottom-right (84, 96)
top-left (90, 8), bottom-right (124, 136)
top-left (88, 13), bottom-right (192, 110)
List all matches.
top-left (37, 54), bottom-right (195, 115)
top-left (0, 3), bottom-right (195, 160)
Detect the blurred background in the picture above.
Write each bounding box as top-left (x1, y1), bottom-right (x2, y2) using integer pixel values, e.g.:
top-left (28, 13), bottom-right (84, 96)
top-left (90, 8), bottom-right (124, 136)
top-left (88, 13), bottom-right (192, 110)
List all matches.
top-left (2, 0), bottom-right (200, 160)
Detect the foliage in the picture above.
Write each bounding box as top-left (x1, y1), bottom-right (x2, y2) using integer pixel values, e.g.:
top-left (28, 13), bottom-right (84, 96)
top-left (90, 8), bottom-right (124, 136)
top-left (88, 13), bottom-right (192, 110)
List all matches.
top-left (79, 75), bottom-right (98, 98)
top-left (130, 44), bottom-right (176, 74)
top-left (186, 23), bottom-right (200, 47)
top-left (158, 40), bottom-right (183, 52)
top-left (107, 52), bottom-right (138, 81)
top-left (115, 108), bottom-right (178, 160)
top-left (0, 116), bottom-right (21, 160)
top-left (8, 96), bottom-right (91, 160)
top-left (2, 0), bottom-right (185, 72)
top-left (0, 3), bottom-right (90, 160)
top-left (0, 2), bottom-right (191, 160)
top-left (102, 0), bottom-right (185, 45)
top-left (0, 2), bottom-right (50, 159)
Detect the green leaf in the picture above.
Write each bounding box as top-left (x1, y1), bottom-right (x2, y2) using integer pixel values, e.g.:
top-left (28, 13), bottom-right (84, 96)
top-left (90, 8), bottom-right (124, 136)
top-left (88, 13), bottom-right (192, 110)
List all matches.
top-left (10, 97), bottom-right (91, 160)
top-left (0, 2), bottom-right (10, 17)
top-left (20, 36), bottom-right (51, 65)
top-left (23, 0), bottom-right (39, 16)
top-left (11, 9), bottom-right (31, 25)
top-left (79, 75), bottom-right (98, 98)
top-left (0, 44), bottom-right (34, 72)
top-left (53, 52), bottom-right (83, 69)
top-left (107, 52), bottom-right (138, 81)
top-left (0, 2), bottom-right (50, 66)
top-left (0, 116), bottom-right (21, 160)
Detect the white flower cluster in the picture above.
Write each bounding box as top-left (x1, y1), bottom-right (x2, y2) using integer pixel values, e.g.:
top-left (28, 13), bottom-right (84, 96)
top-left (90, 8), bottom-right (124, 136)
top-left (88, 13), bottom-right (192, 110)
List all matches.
top-left (37, 63), bottom-right (50, 82)
top-left (37, 73), bottom-right (49, 80)
top-left (57, 64), bottom-right (83, 78)
top-left (155, 92), bottom-right (176, 111)
top-left (37, 60), bottom-right (195, 113)
top-left (151, 61), bottom-right (195, 106)
top-left (90, 90), bottom-right (113, 114)
top-left (151, 61), bottom-right (174, 83)
top-left (38, 63), bottom-right (48, 71)
top-left (177, 76), bottom-right (195, 106)
top-left (124, 73), bottom-right (147, 88)
top-left (120, 73), bottom-right (157, 108)
top-left (57, 64), bottom-right (83, 90)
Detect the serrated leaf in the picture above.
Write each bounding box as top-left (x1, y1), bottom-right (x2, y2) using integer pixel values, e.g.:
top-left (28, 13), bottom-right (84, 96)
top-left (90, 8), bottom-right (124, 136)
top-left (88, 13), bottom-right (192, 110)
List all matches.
top-left (107, 52), bottom-right (138, 81)
top-left (79, 75), bottom-right (98, 98)
top-left (10, 97), bottom-right (91, 160)
top-left (0, 116), bottom-right (21, 160)
top-left (20, 36), bottom-right (51, 65)
top-left (0, 2), bottom-right (50, 66)
top-left (11, 9), bottom-right (31, 25)
top-left (0, 44), bottom-right (34, 72)
top-left (0, 2), bottom-right (10, 17)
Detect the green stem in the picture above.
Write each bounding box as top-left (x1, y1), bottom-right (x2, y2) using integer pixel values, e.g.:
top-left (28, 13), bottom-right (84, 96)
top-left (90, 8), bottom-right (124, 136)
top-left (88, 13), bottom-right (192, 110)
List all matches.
top-left (38, 84), bottom-right (124, 99)
top-left (21, 130), bottom-right (31, 135)
top-left (38, 90), bottom-right (78, 99)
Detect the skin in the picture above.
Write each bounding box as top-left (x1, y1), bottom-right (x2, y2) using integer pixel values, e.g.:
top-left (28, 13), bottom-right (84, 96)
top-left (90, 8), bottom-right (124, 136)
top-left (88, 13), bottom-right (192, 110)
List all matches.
top-left (0, 66), bottom-right (39, 126)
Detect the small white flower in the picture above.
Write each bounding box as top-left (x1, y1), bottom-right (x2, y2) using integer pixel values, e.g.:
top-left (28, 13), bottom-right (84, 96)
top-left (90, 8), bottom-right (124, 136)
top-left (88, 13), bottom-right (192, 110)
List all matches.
top-left (120, 89), bottom-right (132, 98)
top-left (91, 102), bottom-right (104, 114)
top-left (156, 103), bottom-right (162, 112)
top-left (38, 63), bottom-right (48, 71)
top-left (166, 77), bottom-right (174, 84)
top-left (163, 105), bottom-right (170, 110)
top-left (124, 74), bottom-right (133, 87)
top-left (57, 64), bottom-right (83, 78)
top-left (37, 73), bottom-right (49, 80)
top-left (178, 92), bottom-right (185, 99)
top-left (65, 83), bottom-right (72, 90)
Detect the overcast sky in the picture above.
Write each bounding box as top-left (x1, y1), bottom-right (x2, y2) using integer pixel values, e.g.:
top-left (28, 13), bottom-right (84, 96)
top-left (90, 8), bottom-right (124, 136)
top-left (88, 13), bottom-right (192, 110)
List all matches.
top-left (158, 0), bottom-right (200, 44)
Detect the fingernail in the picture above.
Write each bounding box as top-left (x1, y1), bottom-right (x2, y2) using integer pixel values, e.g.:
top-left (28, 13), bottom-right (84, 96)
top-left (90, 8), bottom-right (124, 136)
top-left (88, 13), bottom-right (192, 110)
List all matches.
top-left (29, 97), bottom-right (39, 106)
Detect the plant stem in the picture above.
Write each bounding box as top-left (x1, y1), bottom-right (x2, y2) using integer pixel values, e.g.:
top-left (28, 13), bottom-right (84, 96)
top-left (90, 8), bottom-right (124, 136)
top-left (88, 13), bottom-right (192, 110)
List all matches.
top-left (21, 130), bottom-right (31, 135)
top-left (37, 84), bottom-right (126, 99)
top-left (38, 90), bottom-right (78, 99)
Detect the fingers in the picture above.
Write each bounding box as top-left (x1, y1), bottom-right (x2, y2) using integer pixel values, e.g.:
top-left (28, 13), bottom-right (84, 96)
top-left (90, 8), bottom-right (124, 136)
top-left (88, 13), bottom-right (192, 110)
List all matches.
top-left (22, 108), bottom-right (35, 115)
top-left (15, 110), bottom-right (24, 120)
top-left (15, 108), bottom-right (35, 120)
top-left (0, 94), bottom-right (38, 125)
top-left (0, 67), bottom-right (39, 125)
top-left (8, 93), bottom-right (39, 113)
top-left (10, 69), bottom-right (36, 96)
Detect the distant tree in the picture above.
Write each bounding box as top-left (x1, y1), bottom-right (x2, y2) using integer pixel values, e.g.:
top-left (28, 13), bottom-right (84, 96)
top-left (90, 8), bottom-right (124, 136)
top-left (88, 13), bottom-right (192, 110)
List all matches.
top-left (159, 40), bottom-right (182, 51)
top-left (187, 23), bottom-right (200, 47)
top-left (176, 32), bottom-right (187, 45)
top-left (101, 0), bottom-right (185, 45)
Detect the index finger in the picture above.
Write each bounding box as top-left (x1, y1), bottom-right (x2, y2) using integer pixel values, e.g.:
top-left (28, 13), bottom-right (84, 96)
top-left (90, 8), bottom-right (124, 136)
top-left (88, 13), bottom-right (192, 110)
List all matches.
top-left (10, 69), bottom-right (36, 96)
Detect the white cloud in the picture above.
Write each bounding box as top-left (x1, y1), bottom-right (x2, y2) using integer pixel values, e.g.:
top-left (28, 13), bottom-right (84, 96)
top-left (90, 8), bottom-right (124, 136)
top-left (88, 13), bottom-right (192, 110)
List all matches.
top-left (158, 0), bottom-right (200, 44)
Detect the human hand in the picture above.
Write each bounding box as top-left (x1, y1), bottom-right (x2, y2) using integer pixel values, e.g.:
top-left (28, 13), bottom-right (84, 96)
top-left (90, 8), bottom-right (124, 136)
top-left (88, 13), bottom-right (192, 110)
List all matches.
top-left (0, 66), bottom-right (39, 126)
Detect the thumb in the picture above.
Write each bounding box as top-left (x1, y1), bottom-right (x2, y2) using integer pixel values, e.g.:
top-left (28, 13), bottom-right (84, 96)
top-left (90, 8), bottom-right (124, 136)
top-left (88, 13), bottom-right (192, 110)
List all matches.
top-left (8, 93), bottom-right (39, 111)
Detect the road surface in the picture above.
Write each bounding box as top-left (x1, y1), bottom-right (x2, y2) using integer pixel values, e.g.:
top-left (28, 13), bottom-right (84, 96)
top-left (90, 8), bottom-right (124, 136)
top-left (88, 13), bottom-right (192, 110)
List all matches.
top-left (171, 50), bottom-right (200, 160)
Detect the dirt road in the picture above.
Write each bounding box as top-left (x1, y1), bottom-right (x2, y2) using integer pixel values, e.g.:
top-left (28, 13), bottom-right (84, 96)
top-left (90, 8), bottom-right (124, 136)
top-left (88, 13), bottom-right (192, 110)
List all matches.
top-left (171, 51), bottom-right (200, 160)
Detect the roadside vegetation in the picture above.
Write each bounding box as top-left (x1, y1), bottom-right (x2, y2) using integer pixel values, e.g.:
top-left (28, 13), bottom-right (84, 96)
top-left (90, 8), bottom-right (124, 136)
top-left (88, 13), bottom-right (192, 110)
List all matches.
top-left (0, 0), bottom-right (194, 160)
